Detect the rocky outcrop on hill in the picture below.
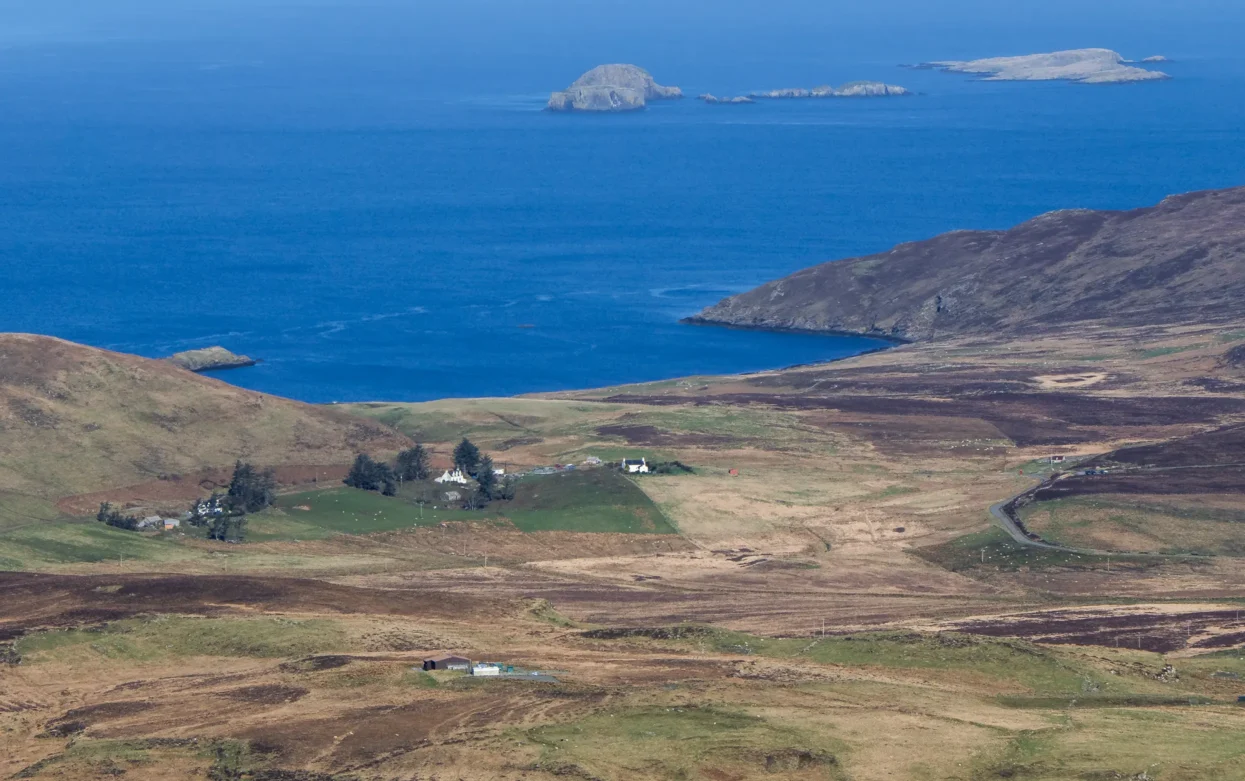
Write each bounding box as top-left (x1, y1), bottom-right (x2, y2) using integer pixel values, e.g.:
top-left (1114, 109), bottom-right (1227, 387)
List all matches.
top-left (166, 346), bottom-right (256, 372)
top-left (548, 65), bottom-right (682, 112)
top-left (687, 186), bottom-right (1245, 343)
top-left (751, 81), bottom-right (910, 99)
top-left (918, 49), bottom-right (1169, 84)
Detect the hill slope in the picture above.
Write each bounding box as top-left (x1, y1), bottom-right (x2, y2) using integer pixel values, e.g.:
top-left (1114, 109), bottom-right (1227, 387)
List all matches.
top-left (689, 186), bottom-right (1245, 342)
top-left (0, 334), bottom-right (409, 498)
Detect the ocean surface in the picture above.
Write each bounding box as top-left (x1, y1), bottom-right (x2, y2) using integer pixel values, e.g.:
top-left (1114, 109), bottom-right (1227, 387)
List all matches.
top-left (3, 6), bottom-right (1245, 403)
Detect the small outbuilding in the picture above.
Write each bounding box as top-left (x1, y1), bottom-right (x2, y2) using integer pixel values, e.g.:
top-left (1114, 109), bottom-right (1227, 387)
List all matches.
top-left (423, 654), bottom-right (471, 671)
top-left (470, 663), bottom-right (501, 677)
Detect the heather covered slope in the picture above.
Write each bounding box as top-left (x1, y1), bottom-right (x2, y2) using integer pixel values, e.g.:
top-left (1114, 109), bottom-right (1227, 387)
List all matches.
top-left (690, 186), bottom-right (1245, 342)
top-left (0, 334), bottom-right (409, 498)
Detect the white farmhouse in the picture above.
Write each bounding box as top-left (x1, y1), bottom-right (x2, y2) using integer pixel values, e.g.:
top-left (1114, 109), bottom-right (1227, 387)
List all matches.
top-left (623, 458), bottom-right (649, 474)
top-left (435, 469), bottom-right (469, 485)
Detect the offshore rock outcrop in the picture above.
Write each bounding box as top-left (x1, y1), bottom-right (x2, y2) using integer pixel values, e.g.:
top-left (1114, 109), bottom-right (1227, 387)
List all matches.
top-left (687, 186), bottom-right (1245, 342)
top-left (547, 65), bottom-right (682, 112)
top-left (166, 346), bottom-right (256, 372)
top-left (750, 81), bottom-right (910, 99)
top-left (699, 94), bottom-right (756, 105)
top-left (917, 49), bottom-right (1170, 84)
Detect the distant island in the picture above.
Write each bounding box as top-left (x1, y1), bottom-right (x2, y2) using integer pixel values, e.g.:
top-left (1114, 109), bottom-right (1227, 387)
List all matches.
top-left (547, 65), bottom-right (682, 112)
top-left (166, 346), bottom-right (257, 372)
top-left (750, 81), bottom-right (910, 99)
top-left (698, 94), bottom-right (755, 105)
top-left (915, 49), bottom-right (1170, 84)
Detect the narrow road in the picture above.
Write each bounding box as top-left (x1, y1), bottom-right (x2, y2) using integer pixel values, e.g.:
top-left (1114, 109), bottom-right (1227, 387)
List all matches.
top-left (986, 462), bottom-right (1238, 559)
top-left (987, 494), bottom-right (1112, 556)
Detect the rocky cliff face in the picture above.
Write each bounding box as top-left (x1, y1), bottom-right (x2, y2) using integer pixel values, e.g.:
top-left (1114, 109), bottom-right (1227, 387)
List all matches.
top-left (688, 186), bottom-right (1245, 342)
top-left (548, 65), bottom-right (682, 112)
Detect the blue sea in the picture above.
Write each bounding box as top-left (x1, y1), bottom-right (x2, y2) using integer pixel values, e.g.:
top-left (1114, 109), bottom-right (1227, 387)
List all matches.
top-left (2, 1), bottom-right (1244, 402)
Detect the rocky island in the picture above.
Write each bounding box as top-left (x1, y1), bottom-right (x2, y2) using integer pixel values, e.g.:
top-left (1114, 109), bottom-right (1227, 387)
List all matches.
top-left (686, 186), bottom-right (1245, 342)
top-left (751, 81), bottom-right (910, 99)
top-left (698, 94), bottom-right (755, 105)
top-left (166, 346), bottom-right (257, 372)
top-left (917, 49), bottom-right (1170, 84)
top-left (547, 64), bottom-right (682, 112)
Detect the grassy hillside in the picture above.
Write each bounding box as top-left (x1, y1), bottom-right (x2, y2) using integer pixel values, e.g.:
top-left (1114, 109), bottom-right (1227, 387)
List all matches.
top-left (249, 468), bottom-right (677, 540)
top-left (0, 334), bottom-right (409, 498)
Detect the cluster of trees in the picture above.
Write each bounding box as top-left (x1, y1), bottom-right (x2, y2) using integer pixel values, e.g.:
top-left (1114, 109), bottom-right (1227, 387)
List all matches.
top-left (346, 439), bottom-right (514, 509)
top-left (457, 438), bottom-right (516, 507)
top-left (189, 461), bottom-right (278, 543)
top-left (345, 454), bottom-right (398, 495)
top-left (647, 460), bottom-right (695, 475)
top-left (226, 461), bottom-right (277, 513)
top-left (96, 460), bottom-right (274, 544)
top-left (344, 444), bottom-right (431, 496)
top-left (96, 503), bottom-right (140, 531)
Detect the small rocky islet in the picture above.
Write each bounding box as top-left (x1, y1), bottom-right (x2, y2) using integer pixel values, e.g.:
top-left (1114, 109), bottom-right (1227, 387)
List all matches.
top-left (750, 81), bottom-right (910, 99)
top-left (915, 48), bottom-right (1171, 84)
top-left (547, 64), bottom-right (682, 112)
top-left (698, 94), bottom-right (755, 105)
top-left (166, 346), bottom-right (257, 372)
top-left (549, 66), bottom-right (910, 112)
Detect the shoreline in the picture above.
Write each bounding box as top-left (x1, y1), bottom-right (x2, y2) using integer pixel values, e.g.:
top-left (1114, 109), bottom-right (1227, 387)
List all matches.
top-left (679, 315), bottom-right (911, 345)
top-left (330, 323), bottom-right (900, 406)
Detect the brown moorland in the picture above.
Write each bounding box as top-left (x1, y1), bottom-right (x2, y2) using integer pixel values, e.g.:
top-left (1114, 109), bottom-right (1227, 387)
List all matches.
top-left (0, 334), bottom-right (409, 498)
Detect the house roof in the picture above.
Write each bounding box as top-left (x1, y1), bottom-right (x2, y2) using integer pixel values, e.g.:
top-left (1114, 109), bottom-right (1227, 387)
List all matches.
top-left (424, 653), bottom-right (470, 663)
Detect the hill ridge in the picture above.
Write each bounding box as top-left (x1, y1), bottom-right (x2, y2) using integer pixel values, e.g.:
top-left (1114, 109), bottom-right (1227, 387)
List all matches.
top-left (688, 186), bottom-right (1245, 342)
top-left (0, 334), bottom-right (409, 498)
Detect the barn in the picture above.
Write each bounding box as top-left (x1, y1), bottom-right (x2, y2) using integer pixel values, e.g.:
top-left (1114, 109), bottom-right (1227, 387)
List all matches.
top-left (422, 654), bottom-right (471, 671)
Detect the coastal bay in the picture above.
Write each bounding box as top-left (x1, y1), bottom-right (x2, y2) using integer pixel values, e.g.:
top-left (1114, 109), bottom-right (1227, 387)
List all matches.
top-left (0, 47), bottom-right (1241, 404)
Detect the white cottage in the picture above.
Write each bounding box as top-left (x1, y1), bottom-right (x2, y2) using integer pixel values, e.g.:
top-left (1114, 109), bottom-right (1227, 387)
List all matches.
top-left (435, 469), bottom-right (469, 485)
top-left (623, 458), bottom-right (649, 474)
